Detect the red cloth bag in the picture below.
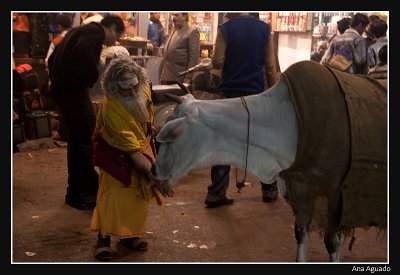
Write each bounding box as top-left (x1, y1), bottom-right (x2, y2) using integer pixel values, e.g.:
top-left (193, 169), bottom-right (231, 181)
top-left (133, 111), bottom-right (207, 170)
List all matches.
top-left (92, 131), bottom-right (132, 187)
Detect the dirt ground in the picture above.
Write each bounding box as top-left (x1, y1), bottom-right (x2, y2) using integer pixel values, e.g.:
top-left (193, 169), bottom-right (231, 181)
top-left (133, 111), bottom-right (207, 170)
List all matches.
top-left (12, 146), bottom-right (388, 265)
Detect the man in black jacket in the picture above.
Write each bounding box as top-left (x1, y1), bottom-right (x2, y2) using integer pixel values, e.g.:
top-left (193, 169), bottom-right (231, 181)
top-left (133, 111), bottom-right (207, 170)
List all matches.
top-left (48, 15), bottom-right (125, 210)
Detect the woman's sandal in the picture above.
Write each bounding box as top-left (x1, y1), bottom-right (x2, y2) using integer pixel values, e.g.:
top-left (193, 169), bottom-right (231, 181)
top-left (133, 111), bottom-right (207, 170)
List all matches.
top-left (120, 237), bottom-right (148, 251)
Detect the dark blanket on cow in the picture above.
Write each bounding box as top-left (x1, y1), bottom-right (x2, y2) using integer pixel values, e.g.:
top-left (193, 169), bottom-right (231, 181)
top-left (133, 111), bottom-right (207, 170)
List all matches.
top-left (280, 61), bottom-right (387, 233)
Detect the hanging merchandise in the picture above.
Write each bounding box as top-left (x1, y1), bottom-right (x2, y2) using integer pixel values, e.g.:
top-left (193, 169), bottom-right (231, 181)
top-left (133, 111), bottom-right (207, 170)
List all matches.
top-left (126, 13), bottom-right (136, 26)
top-left (274, 12), bottom-right (308, 32)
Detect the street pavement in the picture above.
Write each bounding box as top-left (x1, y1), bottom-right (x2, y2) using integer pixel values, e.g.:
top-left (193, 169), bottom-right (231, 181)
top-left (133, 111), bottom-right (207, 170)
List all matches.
top-left (12, 147), bottom-right (387, 264)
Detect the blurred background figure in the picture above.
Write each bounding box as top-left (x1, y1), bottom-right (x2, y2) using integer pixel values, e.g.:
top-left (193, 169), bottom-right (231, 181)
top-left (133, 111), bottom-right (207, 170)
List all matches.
top-left (45, 14), bottom-right (73, 68)
top-left (328, 17), bottom-right (351, 48)
top-left (310, 40), bottom-right (327, 63)
top-left (147, 12), bottom-right (166, 55)
top-left (367, 44), bottom-right (387, 84)
top-left (160, 13), bottom-right (200, 84)
top-left (367, 19), bottom-right (388, 70)
top-left (362, 15), bottom-right (381, 73)
top-left (321, 17), bottom-right (351, 64)
top-left (363, 15), bottom-right (380, 50)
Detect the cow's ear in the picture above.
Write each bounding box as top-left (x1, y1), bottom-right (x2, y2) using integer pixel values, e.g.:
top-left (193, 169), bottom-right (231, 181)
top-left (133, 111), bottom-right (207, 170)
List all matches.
top-left (156, 117), bottom-right (188, 143)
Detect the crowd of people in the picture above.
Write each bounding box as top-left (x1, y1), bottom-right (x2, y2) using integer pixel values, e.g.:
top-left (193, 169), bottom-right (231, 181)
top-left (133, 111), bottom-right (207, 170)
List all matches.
top-left (314, 13), bottom-right (388, 84)
top-left (15, 12), bottom-right (388, 262)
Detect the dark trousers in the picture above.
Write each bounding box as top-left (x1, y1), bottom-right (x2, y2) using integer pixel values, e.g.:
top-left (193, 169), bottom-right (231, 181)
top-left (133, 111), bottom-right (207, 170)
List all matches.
top-left (208, 165), bottom-right (275, 200)
top-left (207, 90), bottom-right (273, 200)
top-left (207, 165), bottom-right (231, 200)
top-left (53, 90), bottom-right (99, 202)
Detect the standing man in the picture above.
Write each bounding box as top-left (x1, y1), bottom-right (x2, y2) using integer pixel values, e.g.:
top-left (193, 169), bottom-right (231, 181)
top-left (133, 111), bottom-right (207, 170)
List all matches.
top-left (147, 12), bottom-right (166, 55)
top-left (310, 40), bottom-right (327, 63)
top-left (363, 15), bottom-right (380, 52)
top-left (320, 17), bottom-right (351, 65)
top-left (366, 19), bottom-right (388, 70)
top-left (205, 13), bottom-right (281, 208)
top-left (362, 15), bottom-right (380, 74)
top-left (48, 15), bottom-right (125, 210)
top-left (324, 13), bottom-right (369, 74)
top-left (160, 13), bottom-right (200, 84)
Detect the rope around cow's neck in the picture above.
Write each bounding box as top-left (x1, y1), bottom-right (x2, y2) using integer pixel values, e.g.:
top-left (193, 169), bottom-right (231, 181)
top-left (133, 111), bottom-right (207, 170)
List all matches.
top-left (236, 96), bottom-right (250, 193)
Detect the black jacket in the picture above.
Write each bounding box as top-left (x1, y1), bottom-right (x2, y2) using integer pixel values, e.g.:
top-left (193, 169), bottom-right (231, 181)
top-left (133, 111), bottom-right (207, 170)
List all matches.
top-left (48, 22), bottom-right (105, 96)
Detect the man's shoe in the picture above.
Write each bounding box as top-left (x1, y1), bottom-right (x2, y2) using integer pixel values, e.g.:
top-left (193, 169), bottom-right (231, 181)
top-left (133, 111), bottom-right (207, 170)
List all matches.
top-left (65, 198), bottom-right (96, 210)
top-left (205, 196), bottom-right (234, 208)
top-left (262, 182), bottom-right (278, 203)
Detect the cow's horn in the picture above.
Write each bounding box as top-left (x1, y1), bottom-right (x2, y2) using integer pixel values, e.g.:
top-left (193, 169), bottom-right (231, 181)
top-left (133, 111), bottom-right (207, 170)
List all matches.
top-left (164, 93), bottom-right (184, 104)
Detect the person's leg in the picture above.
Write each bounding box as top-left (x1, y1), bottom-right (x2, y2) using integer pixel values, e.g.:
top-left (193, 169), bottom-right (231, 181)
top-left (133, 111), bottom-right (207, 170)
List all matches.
top-left (57, 107), bottom-right (69, 141)
top-left (55, 92), bottom-right (99, 210)
top-left (65, 142), bottom-right (98, 207)
top-left (261, 181), bottom-right (278, 203)
top-left (205, 165), bottom-right (233, 208)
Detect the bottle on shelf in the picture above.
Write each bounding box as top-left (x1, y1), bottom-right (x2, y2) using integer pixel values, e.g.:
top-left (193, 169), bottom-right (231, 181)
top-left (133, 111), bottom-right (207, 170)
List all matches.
top-left (293, 12), bottom-right (299, 31)
top-left (283, 13), bottom-right (289, 31)
top-left (276, 14), bottom-right (281, 31)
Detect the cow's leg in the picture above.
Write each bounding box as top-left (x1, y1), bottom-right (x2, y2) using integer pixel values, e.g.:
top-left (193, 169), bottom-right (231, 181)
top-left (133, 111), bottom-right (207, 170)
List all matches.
top-left (294, 198), bottom-right (314, 262)
top-left (324, 195), bottom-right (344, 262)
top-left (324, 228), bottom-right (344, 262)
top-left (295, 222), bottom-right (309, 262)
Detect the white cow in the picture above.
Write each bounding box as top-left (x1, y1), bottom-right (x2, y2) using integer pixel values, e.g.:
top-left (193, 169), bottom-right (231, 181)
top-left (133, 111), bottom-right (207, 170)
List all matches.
top-left (151, 61), bottom-right (387, 262)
